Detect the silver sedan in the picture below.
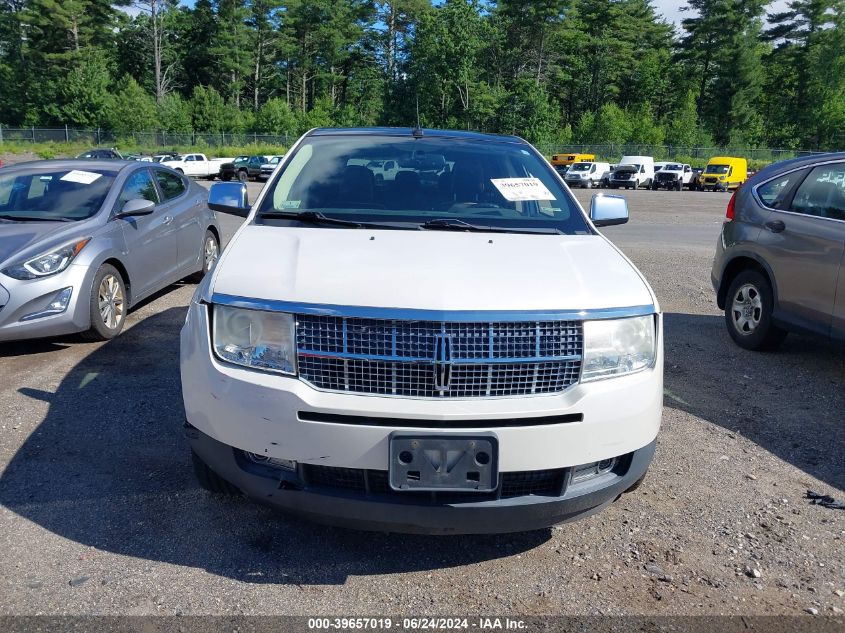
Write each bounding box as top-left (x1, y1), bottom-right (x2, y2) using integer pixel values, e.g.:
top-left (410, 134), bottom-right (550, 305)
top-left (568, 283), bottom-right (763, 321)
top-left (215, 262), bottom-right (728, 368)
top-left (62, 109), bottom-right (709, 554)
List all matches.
top-left (0, 160), bottom-right (220, 342)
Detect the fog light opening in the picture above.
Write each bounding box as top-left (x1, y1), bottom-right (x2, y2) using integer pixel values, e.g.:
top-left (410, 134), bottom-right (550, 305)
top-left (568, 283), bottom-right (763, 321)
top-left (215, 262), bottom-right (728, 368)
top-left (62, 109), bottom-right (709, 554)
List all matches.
top-left (20, 286), bottom-right (73, 322)
top-left (244, 451), bottom-right (296, 472)
top-left (572, 457), bottom-right (619, 483)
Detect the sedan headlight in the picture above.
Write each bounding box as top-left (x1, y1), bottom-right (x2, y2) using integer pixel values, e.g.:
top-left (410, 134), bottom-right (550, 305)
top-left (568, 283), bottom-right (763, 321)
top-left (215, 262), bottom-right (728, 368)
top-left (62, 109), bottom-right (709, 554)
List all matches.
top-left (2, 238), bottom-right (90, 280)
top-left (582, 315), bottom-right (656, 381)
top-left (212, 305), bottom-right (296, 375)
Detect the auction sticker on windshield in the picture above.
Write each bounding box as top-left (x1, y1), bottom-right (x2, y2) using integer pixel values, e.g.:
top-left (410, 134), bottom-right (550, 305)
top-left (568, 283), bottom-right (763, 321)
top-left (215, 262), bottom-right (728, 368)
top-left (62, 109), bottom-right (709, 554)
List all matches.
top-left (490, 177), bottom-right (555, 201)
top-left (60, 170), bottom-right (102, 185)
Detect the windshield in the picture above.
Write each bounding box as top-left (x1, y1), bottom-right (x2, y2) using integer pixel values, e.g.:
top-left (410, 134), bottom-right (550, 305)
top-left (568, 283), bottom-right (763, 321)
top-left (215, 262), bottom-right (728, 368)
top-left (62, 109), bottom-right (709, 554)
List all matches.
top-left (256, 135), bottom-right (590, 235)
top-left (162, 156), bottom-right (182, 163)
top-left (664, 164), bottom-right (683, 171)
top-left (570, 163), bottom-right (592, 172)
top-left (705, 164), bottom-right (730, 175)
top-left (0, 167), bottom-right (116, 221)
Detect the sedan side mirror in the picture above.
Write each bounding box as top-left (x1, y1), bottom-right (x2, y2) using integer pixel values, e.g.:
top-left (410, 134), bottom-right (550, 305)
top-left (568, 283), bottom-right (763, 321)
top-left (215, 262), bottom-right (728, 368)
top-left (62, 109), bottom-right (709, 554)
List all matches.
top-left (590, 193), bottom-right (629, 227)
top-left (208, 182), bottom-right (250, 218)
top-left (115, 198), bottom-right (155, 218)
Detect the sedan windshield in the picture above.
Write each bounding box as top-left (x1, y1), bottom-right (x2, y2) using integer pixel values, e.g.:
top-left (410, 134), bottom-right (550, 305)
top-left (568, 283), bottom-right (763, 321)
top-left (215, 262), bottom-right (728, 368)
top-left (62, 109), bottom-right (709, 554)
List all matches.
top-left (256, 135), bottom-right (590, 235)
top-left (0, 168), bottom-right (116, 221)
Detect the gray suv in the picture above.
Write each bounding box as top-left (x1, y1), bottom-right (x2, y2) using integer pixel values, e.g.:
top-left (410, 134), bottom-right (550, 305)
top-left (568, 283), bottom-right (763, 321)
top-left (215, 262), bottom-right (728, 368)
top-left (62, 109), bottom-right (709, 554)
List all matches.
top-left (712, 153), bottom-right (845, 350)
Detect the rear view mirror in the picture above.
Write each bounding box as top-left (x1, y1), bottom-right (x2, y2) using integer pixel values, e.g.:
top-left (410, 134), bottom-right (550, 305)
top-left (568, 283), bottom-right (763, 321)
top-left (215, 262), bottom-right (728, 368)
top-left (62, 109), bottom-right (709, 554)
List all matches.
top-left (208, 182), bottom-right (250, 218)
top-left (590, 194), bottom-right (629, 227)
top-left (115, 198), bottom-right (155, 218)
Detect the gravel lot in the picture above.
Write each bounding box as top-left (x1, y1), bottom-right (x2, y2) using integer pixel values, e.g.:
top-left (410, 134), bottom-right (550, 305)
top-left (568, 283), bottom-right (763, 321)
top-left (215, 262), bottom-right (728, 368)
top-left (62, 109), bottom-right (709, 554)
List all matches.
top-left (0, 182), bottom-right (843, 617)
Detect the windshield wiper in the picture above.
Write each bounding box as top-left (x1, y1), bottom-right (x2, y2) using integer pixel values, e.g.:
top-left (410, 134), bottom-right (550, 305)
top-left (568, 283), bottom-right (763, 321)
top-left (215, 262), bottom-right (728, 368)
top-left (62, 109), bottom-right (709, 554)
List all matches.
top-left (258, 210), bottom-right (410, 230)
top-left (420, 218), bottom-right (562, 235)
top-left (0, 214), bottom-right (75, 222)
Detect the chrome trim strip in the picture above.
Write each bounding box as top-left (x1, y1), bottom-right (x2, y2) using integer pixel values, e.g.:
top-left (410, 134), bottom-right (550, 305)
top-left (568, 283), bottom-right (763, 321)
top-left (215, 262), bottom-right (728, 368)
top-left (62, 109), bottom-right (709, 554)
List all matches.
top-left (211, 293), bottom-right (656, 322)
top-left (298, 349), bottom-right (582, 364)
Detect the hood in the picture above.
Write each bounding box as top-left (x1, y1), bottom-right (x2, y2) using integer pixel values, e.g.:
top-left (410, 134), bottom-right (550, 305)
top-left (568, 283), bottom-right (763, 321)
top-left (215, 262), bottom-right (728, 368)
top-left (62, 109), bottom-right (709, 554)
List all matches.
top-left (0, 222), bottom-right (81, 268)
top-left (212, 226), bottom-right (655, 312)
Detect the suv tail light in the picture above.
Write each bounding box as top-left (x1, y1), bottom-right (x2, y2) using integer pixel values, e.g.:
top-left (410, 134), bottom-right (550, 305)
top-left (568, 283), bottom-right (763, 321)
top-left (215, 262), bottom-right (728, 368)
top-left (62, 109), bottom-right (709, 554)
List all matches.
top-left (726, 189), bottom-right (738, 221)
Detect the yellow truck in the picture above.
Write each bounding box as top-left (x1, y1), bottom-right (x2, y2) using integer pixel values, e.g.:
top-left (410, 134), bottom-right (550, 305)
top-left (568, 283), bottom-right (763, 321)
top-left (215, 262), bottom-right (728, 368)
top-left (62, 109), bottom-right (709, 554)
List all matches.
top-left (550, 153), bottom-right (595, 175)
top-left (700, 156), bottom-right (748, 191)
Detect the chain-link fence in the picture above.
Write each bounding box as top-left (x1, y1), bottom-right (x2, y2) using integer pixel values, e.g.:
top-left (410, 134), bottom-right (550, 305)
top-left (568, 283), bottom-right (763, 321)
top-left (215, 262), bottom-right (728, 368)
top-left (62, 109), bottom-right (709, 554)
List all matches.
top-left (0, 126), bottom-right (832, 163)
top-left (0, 126), bottom-right (294, 148)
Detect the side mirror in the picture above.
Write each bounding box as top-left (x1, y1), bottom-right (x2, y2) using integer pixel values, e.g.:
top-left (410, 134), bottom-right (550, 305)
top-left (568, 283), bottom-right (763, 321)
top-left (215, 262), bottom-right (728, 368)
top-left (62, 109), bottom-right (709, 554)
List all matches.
top-left (208, 182), bottom-right (250, 218)
top-left (115, 198), bottom-right (155, 218)
top-left (590, 193), bottom-right (629, 227)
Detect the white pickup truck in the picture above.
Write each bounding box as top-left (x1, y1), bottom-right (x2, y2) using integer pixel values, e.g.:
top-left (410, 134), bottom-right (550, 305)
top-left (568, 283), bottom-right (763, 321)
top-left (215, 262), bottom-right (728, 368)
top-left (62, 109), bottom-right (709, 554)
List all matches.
top-left (651, 163), bottom-right (693, 191)
top-left (161, 153), bottom-right (229, 180)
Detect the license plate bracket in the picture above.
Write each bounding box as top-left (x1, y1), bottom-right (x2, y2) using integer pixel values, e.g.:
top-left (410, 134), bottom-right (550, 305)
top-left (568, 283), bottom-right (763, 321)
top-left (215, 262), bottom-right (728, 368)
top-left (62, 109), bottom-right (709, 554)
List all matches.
top-left (388, 433), bottom-right (498, 492)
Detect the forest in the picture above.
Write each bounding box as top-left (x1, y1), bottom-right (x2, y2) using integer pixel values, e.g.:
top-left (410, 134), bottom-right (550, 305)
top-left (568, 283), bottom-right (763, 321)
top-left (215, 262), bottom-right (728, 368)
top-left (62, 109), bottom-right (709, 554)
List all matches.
top-left (0, 0), bottom-right (842, 151)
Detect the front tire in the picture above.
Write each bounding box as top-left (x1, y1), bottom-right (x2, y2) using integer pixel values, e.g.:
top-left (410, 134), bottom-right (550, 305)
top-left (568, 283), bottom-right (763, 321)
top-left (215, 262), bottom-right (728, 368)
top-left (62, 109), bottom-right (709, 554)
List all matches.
top-left (724, 269), bottom-right (787, 351)
top-left (81, 264), bottom-right (127, 341)
top-left (192, 450), bottom-right (240, 495)
top-left (188, 230), bottom-right (219, 283)
top-left (237, 170), bottom-right (248, 183)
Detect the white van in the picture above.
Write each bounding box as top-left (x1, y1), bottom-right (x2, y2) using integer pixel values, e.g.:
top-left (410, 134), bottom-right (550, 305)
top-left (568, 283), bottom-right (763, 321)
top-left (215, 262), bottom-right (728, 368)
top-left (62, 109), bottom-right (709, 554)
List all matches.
top-left (564, 161), bottom-right (612, 189)
top-left (609, 156), bottom-right (655, 190)
top-left (185, 128), bottom-right (663, 535)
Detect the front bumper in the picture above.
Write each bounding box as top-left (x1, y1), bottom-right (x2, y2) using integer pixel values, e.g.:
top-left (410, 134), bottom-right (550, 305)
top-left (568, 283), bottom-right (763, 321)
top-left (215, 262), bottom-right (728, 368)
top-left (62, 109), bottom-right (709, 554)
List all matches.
top-left (181, 302), bottom-right (663, 532)
top-left (653, 178), bottom-right (679, 188)
top-left (0, 264), bottom-right (94, 341)
top-left (187, 424), bottom-right (656, 534)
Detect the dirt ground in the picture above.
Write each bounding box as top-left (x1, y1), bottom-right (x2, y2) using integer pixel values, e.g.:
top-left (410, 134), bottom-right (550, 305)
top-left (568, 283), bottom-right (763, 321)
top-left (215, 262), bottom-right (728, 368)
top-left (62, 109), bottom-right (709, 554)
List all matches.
top-left (0, 185), bottom-right (842, 618)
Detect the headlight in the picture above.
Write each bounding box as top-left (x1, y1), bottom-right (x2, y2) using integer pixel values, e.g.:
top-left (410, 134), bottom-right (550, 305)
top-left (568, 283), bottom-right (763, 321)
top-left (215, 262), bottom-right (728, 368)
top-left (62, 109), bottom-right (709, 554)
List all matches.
top-left (212, 305), bottom-right (296, 375)
top-left (2, 238), bottom-right (90, 280)
top-left (582, 315), bottom-right (656, 381)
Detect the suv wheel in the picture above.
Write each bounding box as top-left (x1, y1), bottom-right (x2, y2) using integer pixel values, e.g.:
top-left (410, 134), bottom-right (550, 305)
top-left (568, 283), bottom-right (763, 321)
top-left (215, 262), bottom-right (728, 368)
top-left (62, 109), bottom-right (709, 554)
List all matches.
top-left (725, 269), bottom-right (787, 351)
top-left (191, 450), bottom-right (240, 495)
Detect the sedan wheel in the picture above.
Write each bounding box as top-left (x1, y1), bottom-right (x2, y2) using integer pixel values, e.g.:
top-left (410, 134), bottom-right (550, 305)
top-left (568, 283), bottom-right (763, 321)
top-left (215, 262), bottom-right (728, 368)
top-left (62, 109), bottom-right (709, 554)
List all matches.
top-left (189, 230), bottom-right (220, 283)
top-left (82, 264), bottom-right (127, 341)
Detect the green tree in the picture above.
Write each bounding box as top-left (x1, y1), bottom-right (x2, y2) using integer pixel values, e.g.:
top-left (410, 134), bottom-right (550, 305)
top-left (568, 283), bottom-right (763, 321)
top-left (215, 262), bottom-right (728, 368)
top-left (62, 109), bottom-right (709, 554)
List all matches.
top-left (190, 85), bottom-right (227, 132)
top-left (157, 92), bottom-right (193, 132)
top-left (678, 0), bottom-right (767, 145)
top-left (105, 75), bottom-right (158, 134)
top-left (627, 103), bottom-right (664, 145)
top-left (592, 103), bottom-right (631, 144)
top-left (497, 79), bottom-right (557, 144)
top-left (209, 0), bottom-right (252, 107)
top-left (665, 90), bottom-right (702, 147)
top-left (764, 0), bottom-right (845, 148)
top-left (255, 97), bottom-right (298, 135)
top-left (42, 50), bottom-right (112, 126)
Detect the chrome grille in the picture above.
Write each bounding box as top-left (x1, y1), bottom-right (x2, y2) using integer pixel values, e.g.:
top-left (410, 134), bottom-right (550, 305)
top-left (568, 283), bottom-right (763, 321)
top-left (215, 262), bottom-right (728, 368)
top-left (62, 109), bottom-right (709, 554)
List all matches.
top-left (296, 315), bottom-right (582, 398)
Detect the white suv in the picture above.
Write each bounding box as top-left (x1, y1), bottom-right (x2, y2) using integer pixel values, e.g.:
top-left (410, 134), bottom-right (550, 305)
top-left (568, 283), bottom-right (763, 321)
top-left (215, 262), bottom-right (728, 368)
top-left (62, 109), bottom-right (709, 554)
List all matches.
top-left (182, 128), bottom-right (663, 534)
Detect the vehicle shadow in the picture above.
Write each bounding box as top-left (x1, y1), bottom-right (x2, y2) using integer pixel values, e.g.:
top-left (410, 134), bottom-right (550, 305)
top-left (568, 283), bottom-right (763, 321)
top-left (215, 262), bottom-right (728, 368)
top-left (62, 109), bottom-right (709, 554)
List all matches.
top-left (0, 307), bottom-right (549, 586)
top-left (663, 312), bottom-right (845, 491)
